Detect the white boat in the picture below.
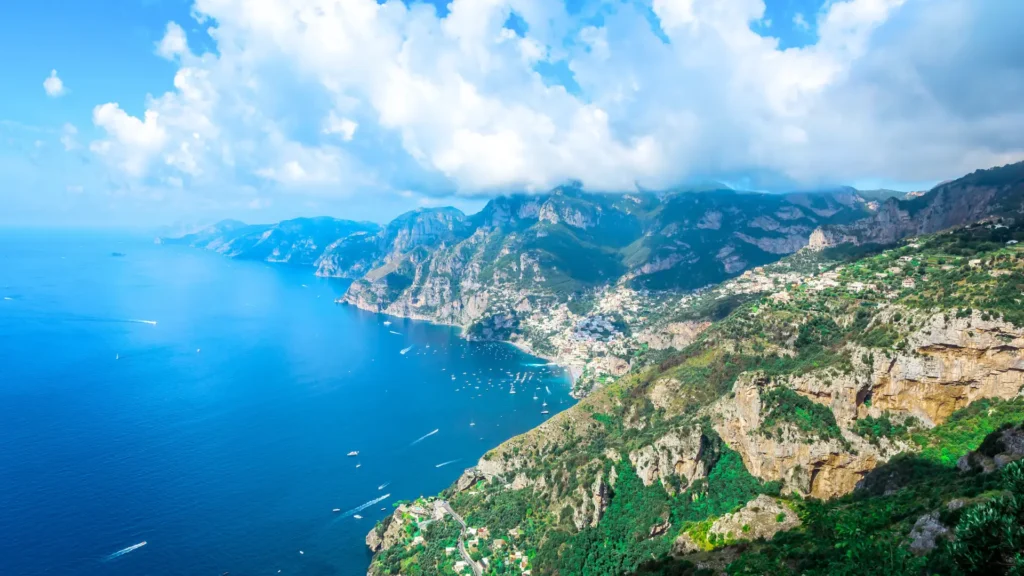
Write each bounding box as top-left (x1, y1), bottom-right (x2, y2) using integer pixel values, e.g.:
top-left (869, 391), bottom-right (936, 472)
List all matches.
top-left (383, 321), bottom-right (392, 326)
top-left (356, 464), bottom-right (362, 468)
top-left (347, 451), bottom-right (359, 457)
top-left (353, 514), bottom-right (363, 519)
top-left (541, 410), bottom-right (550, 414)
top-left (333, 508), bottom-right (341, 513)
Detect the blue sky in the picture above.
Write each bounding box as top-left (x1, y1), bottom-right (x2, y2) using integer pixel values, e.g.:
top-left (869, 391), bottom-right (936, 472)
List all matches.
top-left (2, 0), bottom-right (1022, 227)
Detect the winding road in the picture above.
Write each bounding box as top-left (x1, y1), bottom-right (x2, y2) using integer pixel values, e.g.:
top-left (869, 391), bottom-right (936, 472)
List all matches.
top-left (441, 501), bottom-right (483, 576)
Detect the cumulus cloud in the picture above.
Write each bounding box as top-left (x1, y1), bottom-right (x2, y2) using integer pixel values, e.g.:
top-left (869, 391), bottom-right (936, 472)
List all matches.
top-left (43, 70), bottom-right (65, 97)
top-left (156, 22), bottom-right (189, 60)
top-left (87, 0), bottom-right (1024, 199)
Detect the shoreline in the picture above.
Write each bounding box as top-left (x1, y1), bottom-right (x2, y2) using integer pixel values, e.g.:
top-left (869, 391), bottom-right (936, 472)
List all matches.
top-left (336, 297), bottom-right (580, 388)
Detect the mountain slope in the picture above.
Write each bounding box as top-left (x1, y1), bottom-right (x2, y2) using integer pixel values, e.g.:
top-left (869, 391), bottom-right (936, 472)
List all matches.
top-left (366, 218), bottom-right (1024, 576)
top-left (162, 216), bottom-right (380, 266)
top-left (810, 161), bottom-right (1024, 249)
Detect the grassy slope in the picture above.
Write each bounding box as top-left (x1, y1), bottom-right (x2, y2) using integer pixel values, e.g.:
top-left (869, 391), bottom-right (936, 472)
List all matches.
top-left (369, 220), bottom-right (1024, 576)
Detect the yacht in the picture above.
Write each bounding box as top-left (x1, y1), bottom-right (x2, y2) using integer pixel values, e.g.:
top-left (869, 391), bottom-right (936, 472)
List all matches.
top-left (347, 451), bottom-right (359, 457)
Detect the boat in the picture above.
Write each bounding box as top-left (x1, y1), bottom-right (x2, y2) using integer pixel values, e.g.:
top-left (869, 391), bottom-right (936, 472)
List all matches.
top-left (333, 508), bottom-right (341, 513)
top-left (541, 410), bottom-right (550, 414)
top-left (347, 451), bottom-right (359, 457)
top-left (353, 514), bottom-right (363, 519)
top-left (383, 321), bottom-right (392, 326)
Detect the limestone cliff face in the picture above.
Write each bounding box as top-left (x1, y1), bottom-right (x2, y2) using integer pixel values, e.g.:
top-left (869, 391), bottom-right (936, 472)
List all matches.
top-left (628, 427), bottom-right (710, 494)
top-left (711, 374), bottom-right (886, 499)
top-left (708, 309), bottom-right (1024, 498)
top-left (864, 311), bottom-right (1024, 425)
top-left (809, 182), bottom-right (999, 250)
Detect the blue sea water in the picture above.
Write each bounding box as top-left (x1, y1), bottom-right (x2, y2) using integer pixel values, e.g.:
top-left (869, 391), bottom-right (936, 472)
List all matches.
top-left (0, 230), bottom-right (574, 576)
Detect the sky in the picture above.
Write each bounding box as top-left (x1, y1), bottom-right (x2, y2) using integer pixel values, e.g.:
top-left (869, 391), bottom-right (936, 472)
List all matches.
top-left (1, 0), bottom-right (1023, 228)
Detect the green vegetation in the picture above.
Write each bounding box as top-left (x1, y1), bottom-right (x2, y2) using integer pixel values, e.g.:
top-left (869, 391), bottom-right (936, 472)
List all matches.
top-left (370, 214), bottom-right (1024, 576)
top-left (853, 414), bottom-right (917, 446)
top-left (760, 385), bottom-right (844, 444)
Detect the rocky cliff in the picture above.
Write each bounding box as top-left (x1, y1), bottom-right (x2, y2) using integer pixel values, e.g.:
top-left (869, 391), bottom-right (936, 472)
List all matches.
top-left (810, 161), bottom-right (1024, 250)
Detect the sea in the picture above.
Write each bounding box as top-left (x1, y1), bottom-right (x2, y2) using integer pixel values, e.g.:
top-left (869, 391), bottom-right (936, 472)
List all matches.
top-left (0, 230), bottom-right (574, 576)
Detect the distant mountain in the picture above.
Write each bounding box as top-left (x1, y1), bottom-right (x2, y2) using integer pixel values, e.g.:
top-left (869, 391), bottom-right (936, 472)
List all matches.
top-left (161, 217), bottom-right (380, 267)
top-left (810, 161), bottom-right (1024, 249)
top-left (339, 186), bottom-right (873, 330)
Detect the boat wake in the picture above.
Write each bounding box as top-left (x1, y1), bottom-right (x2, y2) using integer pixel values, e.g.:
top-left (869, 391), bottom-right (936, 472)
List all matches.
top-left (410, 429), bottom-right (438, 446)
top-left (400, 345), bottom-right (414, 355)
top-left (435, 459), bottom-right (459, 468)
top-left (337, 494), bottom-right (391, 519)
top-left (389, 330), bottom-right (402, 335)
top-left (378, 482), bottom-right (390, 490)
top-left (105, 541), bottom-right (147, 561)
top-left (129, 319), bottom-right (158, 326)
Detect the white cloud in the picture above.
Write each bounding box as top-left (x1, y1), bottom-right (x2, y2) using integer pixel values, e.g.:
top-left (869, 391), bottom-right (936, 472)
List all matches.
top-left (322, 112), bottom-right (358, 141)
top-left (156, 22), bottom-right (189, 60)
top-left (86, 0), bottom-right (1024, 199)
top-left (43, 70), bottom-right (65, 97)
top-left (793, 12), bottom-right (810, 30)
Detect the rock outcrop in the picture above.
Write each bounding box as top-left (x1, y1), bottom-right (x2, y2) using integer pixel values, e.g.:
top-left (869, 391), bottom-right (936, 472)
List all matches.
top-left (628, 427), bottom-right (710, 494)
top-left (712, 375), bottom-right (884, 498)
top-left (708, 495), bottom-right (800, 543)
top-left (863, 311), bottom-right (1024, 425)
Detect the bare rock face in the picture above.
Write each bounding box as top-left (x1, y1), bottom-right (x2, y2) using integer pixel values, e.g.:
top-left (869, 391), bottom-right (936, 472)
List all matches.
top-left (366, 506), bottom-right (409, 554)
top-left (908, 512), bottom-right (952, 555)
top-left (628, 427), bottom-right (709, 494)
top-left (637, 321), bottom-right (711, 351)
top-left (734, 231), bottom-right (809, 255)
top-left (865, 311), bottom-right (1024, 425)
top-left (708, 495), bottom-right (800, 543)
top-left (457, 468), bottom-right (485, 492)
top-left (958, 423), bottom-right (1024, 473)
top-left (672, 532), bottom-right (701, 555)
top-left (712, 375), bottom-right (883, 498)
top-left (808, 183), bottom-right (998, 250)
top-left (591, 472), bottom-right (610, 527)
top-left (697, 210), bottom-right (723, 230)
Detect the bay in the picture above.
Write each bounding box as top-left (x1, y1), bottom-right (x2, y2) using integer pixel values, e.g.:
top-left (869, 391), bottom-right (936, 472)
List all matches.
top-left (0, 230), bottom-right (573, 576)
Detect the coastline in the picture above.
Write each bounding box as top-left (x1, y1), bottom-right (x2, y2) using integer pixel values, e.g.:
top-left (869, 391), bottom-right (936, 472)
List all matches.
top-left (335, 296), bottom-right (582, 388)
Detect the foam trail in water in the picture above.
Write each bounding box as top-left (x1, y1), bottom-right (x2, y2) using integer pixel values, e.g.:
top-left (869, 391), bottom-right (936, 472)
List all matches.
top-left (435, 459), bottom-right (460, 468)
top-left (338, 494), bottom-right (391, 519)
top-left (2, 296), bottom-right (12, 301)
top-left (400, 345), bottom-right (414, 355)
top-left (389, 330), bottom-right (402, 335)
top-left (545, 386), bottom-right (551, 394)
top-left (378, 482), bottom-right (390, 490)
top-left (105, 541), bottom-right (147, 561)
top-left (410, 429), bottom-right (438, 446)
top-left (130, 319), bottom-right (158, 325)
top-left (524, 362), bottom-right (555, 367)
